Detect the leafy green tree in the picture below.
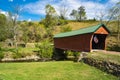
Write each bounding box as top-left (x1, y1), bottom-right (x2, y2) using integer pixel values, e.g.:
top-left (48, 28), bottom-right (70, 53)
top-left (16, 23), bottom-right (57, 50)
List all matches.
top-left (43, 4), bottom-right (58, 38)
top-left (70, 6), bottom-right (86, 21)
top-left (78, 6), bottom-right (86, 21)
top-left (35, 39), bottom-right (53, 58)
top-left (0, 13), bottom-right (7, 41)
top-left (70, 9), bottom-right (79, 21)
top-left (20, 22), bottom-right (29, 46)
top-left (31, 24), bottom-right (45, 42)
top-left (0, 13), bottom-right (6, 25)
top-left (44, 4), bottom-right (58, 28)
top-left (22, 22), bottom-right (46, 42)
top-left (0, 13), bottom-right (13, 41)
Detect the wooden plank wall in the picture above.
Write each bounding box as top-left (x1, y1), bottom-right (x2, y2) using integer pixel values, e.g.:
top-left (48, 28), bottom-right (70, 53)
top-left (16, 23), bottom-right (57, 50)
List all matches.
top-left (54, 33), bottom-right (93, 52)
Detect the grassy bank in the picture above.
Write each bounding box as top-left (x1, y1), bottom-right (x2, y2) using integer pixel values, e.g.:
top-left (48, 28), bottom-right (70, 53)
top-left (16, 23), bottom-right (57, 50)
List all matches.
top-left (0, 61), bottom-right (118, 80)
top-left (87, 51), bottom-right (120, 65)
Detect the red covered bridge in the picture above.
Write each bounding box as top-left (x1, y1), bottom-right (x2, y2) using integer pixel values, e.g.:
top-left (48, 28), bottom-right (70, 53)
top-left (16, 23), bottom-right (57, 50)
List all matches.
top-left (54, 24), bottom-right (110, 52)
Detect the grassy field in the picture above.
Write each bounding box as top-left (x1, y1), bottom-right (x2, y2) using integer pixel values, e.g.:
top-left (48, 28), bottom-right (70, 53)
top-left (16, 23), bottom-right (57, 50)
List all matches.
top-left (54, 21), bottom-right (118, 34)
top-left (54, 21), bottom-right (99, 34)
top-left (0, 61), bottom-right (118, 80)
top-left (87, 51), bottom-right (120, 64)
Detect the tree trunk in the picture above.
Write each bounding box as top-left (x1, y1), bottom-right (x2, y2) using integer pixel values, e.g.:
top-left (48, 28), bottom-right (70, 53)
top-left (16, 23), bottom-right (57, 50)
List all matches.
top-left (14, 34), bottom-right (17, 48)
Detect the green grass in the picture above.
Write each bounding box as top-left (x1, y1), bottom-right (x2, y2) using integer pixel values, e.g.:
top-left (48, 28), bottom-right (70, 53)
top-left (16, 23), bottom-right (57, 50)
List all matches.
top-left (0, 61), bottom-right (118, 80)
top-left (87, 51), bottom-right (120, 64)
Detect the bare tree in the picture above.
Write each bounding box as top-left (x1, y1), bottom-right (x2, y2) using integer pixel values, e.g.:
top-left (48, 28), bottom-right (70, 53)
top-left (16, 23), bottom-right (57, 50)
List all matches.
top-left (7, 5), bottom-right (22, 48)
top-left (59, 4), bottom-right (68, 20)
top-left (95, 10), bottom-right (106, 24)
top-left (107, 2), bottom-right (120, 43)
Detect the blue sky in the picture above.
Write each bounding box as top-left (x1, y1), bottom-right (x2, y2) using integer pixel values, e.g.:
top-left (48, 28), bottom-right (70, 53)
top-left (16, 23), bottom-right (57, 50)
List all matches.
top-left (0, 0), bottom-right (119, 21)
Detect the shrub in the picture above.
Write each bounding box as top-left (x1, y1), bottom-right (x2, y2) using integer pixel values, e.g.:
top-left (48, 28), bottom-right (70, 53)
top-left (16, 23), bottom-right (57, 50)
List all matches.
top-left (35, 39), bottom-right (53, 58)
top-left (66, 51), bottom-right (80, 57)
top-left (12, 48), bottom-right (22, 59)
top-left (11, 48), bottom-right (27, 59)
top-left (58, 19), bottom-right (68, 25)
top-left (0, 52), bottom-right (4, 60)
top-left (60, 25), bottom-right (72, 33)
top-left (13, 53), bottom-right (25, 59)
top-left (66, 50), bottom-right (74, 56)
top-left (0, 46), bottom-right (4, 60)
top-left (65, 50), bottom-right (80, 61)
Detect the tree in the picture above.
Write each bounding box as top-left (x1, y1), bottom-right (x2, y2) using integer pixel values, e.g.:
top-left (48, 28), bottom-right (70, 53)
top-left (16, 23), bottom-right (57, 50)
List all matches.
top-left (95, 11), bottom-right (106, 23)
top-left (35, 39), bottom-right (53, 58)
top-left (78, 6), bottom-right (86, 21)
top-left (44, 4), bottom-right (58, 28)
top-left (7, 5), bottom-right (22, 48)
top-left (30, 23), bottom-right (45, 42)
top-left (20, 22), bottom-right (29, 46)
top-left (44, 4), bottom-right (58, 38)
top-left (70, 9), bottom-right (79, 21)
top-left (0, 13), bottom-right (7, 41)
top-left (59, 4), bottom-right (68, 20)
top-left (21, 22), bottom-right (47, 43)
top-left (70, 6), bottom-right (86, 21)
top-left (108, 2), bottom-right (120, 43)
top-left (57, 4), bottom-right (68, 25)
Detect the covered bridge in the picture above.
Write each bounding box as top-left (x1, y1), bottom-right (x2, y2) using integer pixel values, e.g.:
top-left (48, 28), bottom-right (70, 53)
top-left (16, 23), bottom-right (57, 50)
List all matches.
top-left (54, 24), bottom-right (110, 52)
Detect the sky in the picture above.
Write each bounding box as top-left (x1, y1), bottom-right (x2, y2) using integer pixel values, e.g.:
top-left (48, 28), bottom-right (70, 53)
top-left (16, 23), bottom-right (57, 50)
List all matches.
top-left (0, 0), bottom-right (119, 21)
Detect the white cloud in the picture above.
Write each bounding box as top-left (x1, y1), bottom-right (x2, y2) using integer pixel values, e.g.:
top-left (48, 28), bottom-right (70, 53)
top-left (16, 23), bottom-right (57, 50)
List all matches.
top-left (0, 10), bottom-right (9, 16)
top-left (23, 0), bottom-right (116, 19)
top-left (83, 1), bottom-right (106, 19)
top-left (12, 14), bottom-right (19, 20)
top-left (109, 0), bottom-right (119, 3)
top-left (9, 0), bottom-right (13, 2)
top-left (28, 18), bottom-right (32, 22)
top-left (23, 0), bottom-right (50, 15)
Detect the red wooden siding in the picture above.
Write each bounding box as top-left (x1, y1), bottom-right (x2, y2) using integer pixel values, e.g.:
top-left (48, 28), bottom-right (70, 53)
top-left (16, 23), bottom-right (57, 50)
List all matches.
top-left (54, 33), bottom-right (93, 52)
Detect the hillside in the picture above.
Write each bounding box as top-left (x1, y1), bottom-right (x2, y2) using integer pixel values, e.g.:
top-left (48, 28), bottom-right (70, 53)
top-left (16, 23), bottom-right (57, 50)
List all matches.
top-left (54, 21), bottom-right (118, 34)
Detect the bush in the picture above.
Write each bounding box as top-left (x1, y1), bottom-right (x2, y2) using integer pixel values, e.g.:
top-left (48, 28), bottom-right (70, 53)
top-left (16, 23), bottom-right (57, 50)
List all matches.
top-left (58, 19), bottom-right (68, 25)
top-left (65, 50), bottom-right (80, 61)
top-left (0, 46), bottom-right (4, 60)
top-left (35, 39), bottom-right (53, 58)
top-left (12, 52), bottom-right (23, 59)
top-left (11, 48), bottom-right (25, 59)
top-left (60, 25), bottom-right (72, 33)
top-left (0, 52), bottom-right (4, 60)
top-left (66, 51), bottom-right (80, 57)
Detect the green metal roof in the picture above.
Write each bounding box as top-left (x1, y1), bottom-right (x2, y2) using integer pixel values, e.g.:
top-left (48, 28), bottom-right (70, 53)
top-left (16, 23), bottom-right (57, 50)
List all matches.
top-left (54, 24), bottom-right (110, 38)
